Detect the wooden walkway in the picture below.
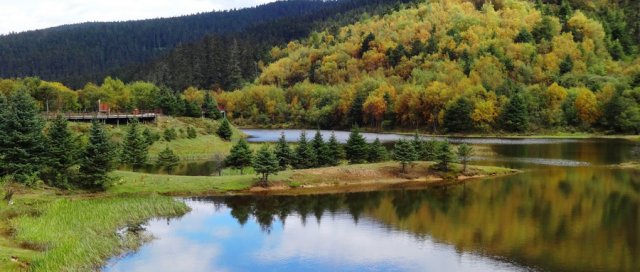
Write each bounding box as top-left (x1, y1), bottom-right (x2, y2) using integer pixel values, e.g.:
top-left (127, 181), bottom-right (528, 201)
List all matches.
top-left (52, 113), bottom-right (158, 124)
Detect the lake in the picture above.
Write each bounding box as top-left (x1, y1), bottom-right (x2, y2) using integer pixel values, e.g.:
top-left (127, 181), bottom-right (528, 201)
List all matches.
top-left (106, 131), bottom-right (640, 272)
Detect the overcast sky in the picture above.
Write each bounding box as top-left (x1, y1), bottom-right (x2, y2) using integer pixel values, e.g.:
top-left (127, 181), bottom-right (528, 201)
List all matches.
top-left (0, 0), bottom-right (278, 35)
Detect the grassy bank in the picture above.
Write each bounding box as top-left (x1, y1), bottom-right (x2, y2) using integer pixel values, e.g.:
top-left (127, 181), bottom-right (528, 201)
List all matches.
top-left (110, 161), bottom-right (518, 196)
top-left (0, 190), bottom-right (188, 272)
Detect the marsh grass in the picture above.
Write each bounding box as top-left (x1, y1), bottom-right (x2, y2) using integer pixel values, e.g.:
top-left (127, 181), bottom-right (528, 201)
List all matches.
top-left (9, 196), bottom-right (189, 272)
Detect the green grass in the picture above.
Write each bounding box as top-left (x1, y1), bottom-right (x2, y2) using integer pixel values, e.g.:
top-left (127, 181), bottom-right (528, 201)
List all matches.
top-left (7, 195), bottom-right (188, 272)
top-left (109, 170), bottom-right (292, 195)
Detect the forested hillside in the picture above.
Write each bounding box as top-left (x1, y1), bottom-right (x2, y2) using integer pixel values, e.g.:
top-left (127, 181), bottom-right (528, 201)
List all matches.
top-left (217, 0), bottom-right (640, 134)
top-left (124, 0), bottom-right (420, 91)
top-left (0, 0), bottom-right (349, 88)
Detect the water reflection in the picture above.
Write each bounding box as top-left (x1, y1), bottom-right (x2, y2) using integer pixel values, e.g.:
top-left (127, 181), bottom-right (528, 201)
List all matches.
top-left (107, 166), bottom-right (639, 272)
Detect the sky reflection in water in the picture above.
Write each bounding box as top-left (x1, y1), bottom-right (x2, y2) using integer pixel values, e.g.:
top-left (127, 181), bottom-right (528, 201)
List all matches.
top-left (106, 199), bottom-right (524, 272)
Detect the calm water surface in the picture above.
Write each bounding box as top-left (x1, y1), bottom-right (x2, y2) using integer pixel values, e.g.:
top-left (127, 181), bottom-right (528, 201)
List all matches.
top-left (106, 131), bottom-right (640, 271)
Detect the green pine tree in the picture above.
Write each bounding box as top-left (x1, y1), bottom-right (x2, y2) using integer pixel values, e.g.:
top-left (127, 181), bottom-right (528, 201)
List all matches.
top-left (0, 91), bottom-right (45, 184)
top-left (203, 92), bottom-right (222, 119)
top-left (368, 138), bottom-right (388, 163)
top-left (164, 128), bottom-right (178, 141)
top-left (225, 139), bottom-right (253, 175)
top-left (217, 118), bottom-right (233, 141)
top-left (422, 140), bottom-right (440, 161)
top-left (41, 115), bottom-right (81, 188)
top-left (393, 139), bottom-right (417, 173)
top-left (253, 145), bottom-right (279, 187)
top-left (156, 146), bottom-right (181, 174)
top-left (120, 120), bottom-right (149, 169)
top-left (436, 141), bottom-right (455, 171)
top-left (294, 131), bottom-right (317, 169)
top-left (142, 127), bottom-right (157, 146)
top-left (187, 126), bottom-right (198, 139)
top-left (444, 97), bottom-right (474, 133)
top-left (345, 126), bottom-right (368, 164)
top-left (326, 132), bottom-right (343, 166)
top-left (79, 120), bottom-right (115, 190)
top-left (311, 131), bottom-right (331, 167)
top-left (457, 144), bottom-right (474, 173)
top-left (500, 95), bottom-right (529, 132)
top-left (274, 132), bottom-right (293, 170)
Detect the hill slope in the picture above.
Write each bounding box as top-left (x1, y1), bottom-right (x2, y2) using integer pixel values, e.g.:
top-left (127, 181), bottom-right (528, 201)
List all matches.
top-left (0, 0), bottom-right (347, 88)
top-left (217, 0), bottom-right (640, 133)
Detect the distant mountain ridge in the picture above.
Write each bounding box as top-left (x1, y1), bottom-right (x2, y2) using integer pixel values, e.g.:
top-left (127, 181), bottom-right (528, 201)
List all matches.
top-left (0, 0), bottom-right (344, 87)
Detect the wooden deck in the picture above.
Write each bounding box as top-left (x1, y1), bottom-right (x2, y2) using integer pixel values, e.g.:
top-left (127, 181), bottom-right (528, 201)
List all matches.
top-left (52, 113), bottom-right (158, 124)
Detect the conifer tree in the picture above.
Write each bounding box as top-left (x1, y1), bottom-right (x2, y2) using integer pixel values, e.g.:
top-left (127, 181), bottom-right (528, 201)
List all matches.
top-left (79, 120), bottom-right (115, 190)
top-left (393, 139), bottom-right (416, 173)
top-left (368, 138), bottom-right (388, 163)
top-left (187, 126), bottom-right (198, 139)
top-left (156, 146), bottom-right (180, 174)
top-left (274, 132), bottom-right (293, 170)
top-left (225, 139), bottom-right (253, 175)
top-left (217, 118), bottom-right (233, 141)
top-left (326, 132), bottom-right (343, 166)
top-left (436, 141), bottom-right (455, 171)
top-left (411, 133), bottom-right (424, 157)
top-left (422, 140), bottom-right (440, 161)
top-left (311, 131), bottom-right (331, 167)
top-left (142, 127), bottom-right (156, 146)
top-left (203, 92), bottom-right (222, 119)
top-left (42, 115), bottom-right (80, 188)
top-left (227, 40), bottom-right (244, 91)
top-left (444, 97), bottom-right (474, 133)
top-left (457, 144), bottom-right (474, 173)
top-left (120, 120), bottom-right (149, 169)
top-left (253, 145), bottom-right (279, 187)
top-left (345, 126), bottom-right (368, 164)
top-left (0, 91), bottom-right (45, 183)
top-left (500, 95), bottom-right (529, 132)
top-left (294, 131), bottom-right (317, 169)
top-left (164, 128), bottom-right (178, 141)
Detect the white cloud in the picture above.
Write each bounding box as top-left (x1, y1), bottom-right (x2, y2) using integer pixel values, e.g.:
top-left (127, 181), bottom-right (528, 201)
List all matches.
top-left (0, 0), bottom-right (278, 34)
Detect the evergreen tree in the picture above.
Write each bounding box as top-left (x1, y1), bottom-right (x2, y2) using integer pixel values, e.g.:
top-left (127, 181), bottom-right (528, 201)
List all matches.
top-left (311, 131), bottom-right (331, 167)
top-left (358, 33), bottom-right (376, 58)
top-left (164, 128), bottom-right (178, 141)
top-left (444, 97), bottom-right (474, 133)
top-left (294, 131), bottom-right (317, 169)
top-left (368, 138), bottom-right (388, 163)
top-left (253, 145), bottom-right (279, 187)
top-left (225, 139), bottom-right (253, 175)
top-left (0, 91), bottom-right (45, 184)
top-left (345, 126), bottom-right (368, 164)
top-left (41, 115), bottom-right (80, 188)
top-left (187, 126), bottom-right (198, 139)
top-left (274, 132), bottom-right (293, 170)
top-left (422, 140), bottom-right (440, 161)
top-left (156, 86), bottom-right (180, 116)
top-left (393, 139), bottom-right (416, 173)
top-left (457, 144), bottom-right (474, 173)
top-left (156, 146), bottom-right (180, 174)
top-left (184, 99), bottom-right (202, 118)
top-left (559, 55), bottom-right (573, 75)
top-left (411, 132), bottom-right (424, 157)
top-left (348, 92), bottom-right (365, 126)
top-left (500, 95), bottom-right (529, 132)
top-left (226, 40), bottom-right (244, 91)
top-left (120, 120), bottom-right (149, 169)
top-left (203, 92), bottom-right (222, 119)
top-left (217, 118), bottom-right (233, 141)
top-left (326, 132), bottom-right (343, 166)
top-left (142, 127), bottom-right (157, 146)
top-left (436, 141), bottom-right (455, 171)
top-left (79, 120), bottom-right (115, 190)
top-left (514, 27), bottom-right (534, 43)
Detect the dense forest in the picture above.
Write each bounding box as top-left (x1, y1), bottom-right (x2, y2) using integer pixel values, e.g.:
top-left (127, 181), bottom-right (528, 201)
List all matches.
top-left (0, 0), bottom-right (639, 134)
top-left (0, 0), bottom-right (350, 88)
top-left (125, 0), bottom-right (420, 91)
top-left (216, 0), bottom-right (640, 133)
